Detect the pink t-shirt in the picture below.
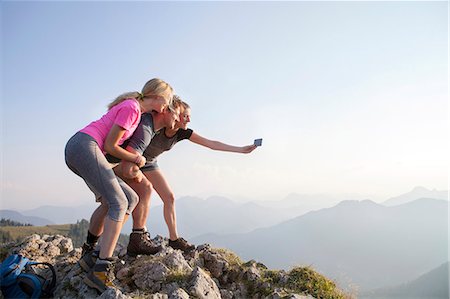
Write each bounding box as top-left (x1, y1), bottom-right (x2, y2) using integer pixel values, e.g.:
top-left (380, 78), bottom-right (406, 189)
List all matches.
top-left (80, 99), bottom-right (141, 152)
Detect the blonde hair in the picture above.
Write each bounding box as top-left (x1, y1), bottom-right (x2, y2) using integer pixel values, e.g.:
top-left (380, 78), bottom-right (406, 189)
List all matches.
top-left (171, 96), bottom-right (183, 112)
top-left (107, 78), bottom-right (173, 110)
top-left (173, 95), bottom-right (190, 111)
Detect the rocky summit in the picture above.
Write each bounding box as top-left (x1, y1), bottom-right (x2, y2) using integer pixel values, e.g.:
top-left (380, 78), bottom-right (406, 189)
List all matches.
top-left (0, 235), bottom-right (349, 299)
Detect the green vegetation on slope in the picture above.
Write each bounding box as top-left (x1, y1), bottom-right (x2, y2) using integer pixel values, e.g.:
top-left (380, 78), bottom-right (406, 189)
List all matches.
top-left (0, 224), bottom-right (71, 244)
top-left (0, 219), bottom-right (129, 248)
top-left (215, 248), bottom-right (352, 299)
top-left (0, 218), bottom-right (33, 227)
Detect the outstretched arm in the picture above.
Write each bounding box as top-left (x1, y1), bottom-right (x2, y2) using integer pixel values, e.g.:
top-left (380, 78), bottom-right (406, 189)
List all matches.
top-left (189, 132), bottom-right (257, 154)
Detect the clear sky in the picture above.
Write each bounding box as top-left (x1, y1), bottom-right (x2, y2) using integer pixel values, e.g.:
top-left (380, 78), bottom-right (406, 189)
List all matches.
top-left (1, 1), bottom-right (448, 210)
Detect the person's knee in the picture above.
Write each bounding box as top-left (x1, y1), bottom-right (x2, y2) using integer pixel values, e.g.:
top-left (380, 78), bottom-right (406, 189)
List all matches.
top-left (134, 178), bottom-right (152, 204)
top-left (141, 179), bottom-right (153, 198)
top-left (164, 193), bottom-right (175, 207)
top-left (142, 178), bottom-right (152, 190)
top-left (126, 190), bottom-right (139, 214)
top-left (107, 198), bottom-right (128, 222)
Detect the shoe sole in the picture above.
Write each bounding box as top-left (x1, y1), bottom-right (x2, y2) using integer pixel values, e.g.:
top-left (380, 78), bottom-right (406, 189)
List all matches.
top-left (83, 276), bottom-right (105, 293)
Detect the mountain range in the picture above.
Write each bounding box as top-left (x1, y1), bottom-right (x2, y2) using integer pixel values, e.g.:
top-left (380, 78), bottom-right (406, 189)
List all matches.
top-left (191, 198), bottom-right (448, 292)
top-left (19, 204), bottom-right (96, 224)
top-left (6, 186), bottom-right (445, 232)
top-left (383, 186), bottom-right (448, 206)
top-left (361, 262), bottom-right (449, 299)
top-left (2, 186), bottom-right (447, 294)
top-left (0, 209), bottom-right (54, 226)
top-left (143, 196), bottom-right (289, 239)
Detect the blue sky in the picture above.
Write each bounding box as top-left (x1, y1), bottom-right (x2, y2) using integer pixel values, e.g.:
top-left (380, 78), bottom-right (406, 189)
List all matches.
top-left (1, 1), bottom-right (448, 209)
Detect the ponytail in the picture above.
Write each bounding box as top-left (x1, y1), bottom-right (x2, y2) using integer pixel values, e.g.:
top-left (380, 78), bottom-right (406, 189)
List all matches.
top-left (107, 78), bottom-right (173, 111)
top-left (107, 92), bottom-right (141, 110)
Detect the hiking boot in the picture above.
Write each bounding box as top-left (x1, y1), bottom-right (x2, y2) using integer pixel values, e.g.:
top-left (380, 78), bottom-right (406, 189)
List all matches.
top-left (79, 243), bottom-right (99, 272)
top-left (127, 231), bottom-right (161, 257)
top-left (168, 237), bottom-right (195, 252)
top-left (81, 242), bottom-right (95, 255)
top-left (83, 258), bottom-right (116, 293)
top-left (79, 250), bottom-right (99, 272)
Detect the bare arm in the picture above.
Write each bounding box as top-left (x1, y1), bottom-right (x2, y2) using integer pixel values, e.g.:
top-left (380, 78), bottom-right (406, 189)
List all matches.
top-left (104, 124), bottom-right (146, 166)
top-left (189, 132), bottom-right (257, 154)
top-left (119, 146), bottom-right (145, 180)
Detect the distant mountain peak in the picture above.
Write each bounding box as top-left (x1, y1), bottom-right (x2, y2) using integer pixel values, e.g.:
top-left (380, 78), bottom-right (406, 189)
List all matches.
top-left (384, 186), bottom-right (448, 206)
top-left (411, 186), bottom-right (429, 192)
top-left (336, 199), bottom-right (379, 208)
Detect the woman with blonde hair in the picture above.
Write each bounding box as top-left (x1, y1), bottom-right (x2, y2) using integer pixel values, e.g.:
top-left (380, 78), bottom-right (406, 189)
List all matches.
top-left (109, 95), bottom-right (257, 254)
top-left (64, 78), bottom-right (173, 293)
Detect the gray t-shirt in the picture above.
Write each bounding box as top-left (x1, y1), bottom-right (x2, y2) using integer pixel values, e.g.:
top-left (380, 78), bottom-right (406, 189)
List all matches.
top-left (106, 113), bottom-right (156, 163)
top-left (106, 112), bottom-right (193, 169)
top-left (143, 127), bottom-right (193, 165)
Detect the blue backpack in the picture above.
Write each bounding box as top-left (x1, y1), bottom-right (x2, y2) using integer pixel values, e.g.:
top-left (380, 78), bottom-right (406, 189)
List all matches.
top-left (0, 254), bottom-right (57, 298)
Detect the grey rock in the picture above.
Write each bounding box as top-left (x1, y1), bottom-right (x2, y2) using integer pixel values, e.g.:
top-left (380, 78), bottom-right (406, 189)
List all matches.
top-left (201, 249), bottom-right (229, 279)
top-left (245, 264), bottom-right (262, 282)
top-left (189, 266), bottom-right (222, 299)
top-left (116, 267), bottom-right (131, 281)
top-left (133, 261), bottom-right (170, 290)
top-left (153, 234), bottom-right (165, 246)
top-left (267, 289), bottom-right (315, 299)
top-left (164, 250), bottom-right (193, 273)
top-left (164, 282), bottom-right (181, 294)
top-left (45, 243), bottom-right (61, 257)
top-left (148, 293), bottom-right (169, 299)
top-left (59, 237), bottom-right (74, 253)
top-left (220, 289), bottom-right (234, 299)
top-left (169, 288), bottom-right (190, 299)
top-left (98, 288), bottom-right (132, 299)
top-left (196, 244), bottom-right (211, 251)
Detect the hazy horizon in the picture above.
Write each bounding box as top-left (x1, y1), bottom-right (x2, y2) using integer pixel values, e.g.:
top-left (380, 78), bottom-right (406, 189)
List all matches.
top-left (1, 2), bottom-right (448, 210)
top-left (1, 185), bottom-right (447, 211)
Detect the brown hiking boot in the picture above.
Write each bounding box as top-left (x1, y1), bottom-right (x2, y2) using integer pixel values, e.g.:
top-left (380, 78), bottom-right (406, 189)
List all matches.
top-left (168, 237), bottom-right (195, 252)
top-left (83, 258), bottom-right (116, 293)
top-left (127, 231), bottom-right (161, 257)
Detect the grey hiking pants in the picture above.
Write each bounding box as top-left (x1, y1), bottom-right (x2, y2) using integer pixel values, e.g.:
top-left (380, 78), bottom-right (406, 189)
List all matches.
top-left (65, 132), bottom-right (138, 222)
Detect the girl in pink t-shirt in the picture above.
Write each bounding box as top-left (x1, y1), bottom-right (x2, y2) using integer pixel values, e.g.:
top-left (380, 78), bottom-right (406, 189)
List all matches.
top-left (64, 78), bottom-right (173, 293)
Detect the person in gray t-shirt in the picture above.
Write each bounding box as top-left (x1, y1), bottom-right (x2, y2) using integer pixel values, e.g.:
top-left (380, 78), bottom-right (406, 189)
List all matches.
top-left (82, 103), bottom-right (182, 257)
top-left (120, 96), bottom-right (258, 253)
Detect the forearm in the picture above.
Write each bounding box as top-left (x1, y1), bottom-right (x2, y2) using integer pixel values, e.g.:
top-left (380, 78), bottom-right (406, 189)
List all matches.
top-left (104, 144), bottom-right (140, 163)
top-left (189, 132), bottom-right (254, 154)
top-left (207, 141), bottom-right (245, 153)
top-left (104, 124), bottom-right (143, 164)
top-left (120, 146), bottom-right (143, 178)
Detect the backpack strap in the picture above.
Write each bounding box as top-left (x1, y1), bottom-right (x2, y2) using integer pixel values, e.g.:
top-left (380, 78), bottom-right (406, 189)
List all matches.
top-left (27, 261), bottom-right (57, 297)
top-left (0, 255), bottom-right (30, 287)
